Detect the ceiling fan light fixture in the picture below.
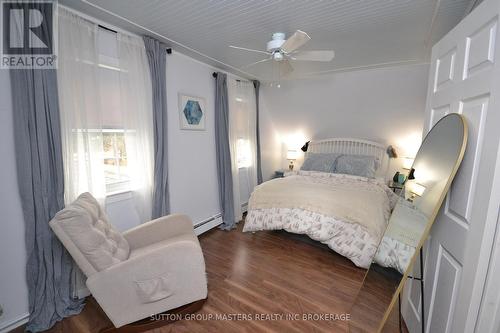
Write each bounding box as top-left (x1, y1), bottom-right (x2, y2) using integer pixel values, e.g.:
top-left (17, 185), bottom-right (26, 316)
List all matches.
top-left (273, 52), bottom-right (284, 61)
top-left (233, 30), bottom-right (335, 77)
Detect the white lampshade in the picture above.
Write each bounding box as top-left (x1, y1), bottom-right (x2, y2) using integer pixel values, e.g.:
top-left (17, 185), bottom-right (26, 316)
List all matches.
top-left (409, 182), bottom-right (426, 197)
top-left (287, 149), bottom-right (299, 160)
top-left (402, 157), bottom-right (414, 170)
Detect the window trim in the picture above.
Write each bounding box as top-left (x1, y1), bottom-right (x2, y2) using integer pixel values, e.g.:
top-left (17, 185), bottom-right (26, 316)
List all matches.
top-left (105, 189), bottom-right (133, 204)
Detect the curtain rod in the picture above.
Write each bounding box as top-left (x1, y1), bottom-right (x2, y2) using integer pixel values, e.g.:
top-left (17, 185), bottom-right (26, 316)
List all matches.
top-left (213, 72), bottom-right (255, 83)
top-left (98, 24), bottom-right (172, 54)
top-left (212, 72), bottom-right (241, 81)
top-left (214, 72), bottom-right (241, 80)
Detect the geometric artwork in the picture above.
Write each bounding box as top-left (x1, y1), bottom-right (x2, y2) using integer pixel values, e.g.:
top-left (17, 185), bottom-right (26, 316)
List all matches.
top-left (184, 100), bottom-right (203, 124)
top-left (178, 93), bottom-right (206, 130)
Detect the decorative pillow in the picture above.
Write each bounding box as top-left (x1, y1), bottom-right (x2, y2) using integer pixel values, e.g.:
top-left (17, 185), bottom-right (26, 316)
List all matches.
top-left (51, 192), bottom-right (130, 272)
top-left (301, 153), bottom-right (340, 173)
top-left (335, 154), bottom-right (379, 178)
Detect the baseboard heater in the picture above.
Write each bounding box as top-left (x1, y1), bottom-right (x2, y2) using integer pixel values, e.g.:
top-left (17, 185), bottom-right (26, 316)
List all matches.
top-left (194, 213), bottom-right (223, 235)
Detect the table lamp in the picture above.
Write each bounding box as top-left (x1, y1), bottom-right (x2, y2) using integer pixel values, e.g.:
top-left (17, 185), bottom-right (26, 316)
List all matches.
top-left (287, 149), bottom-right (298, 170)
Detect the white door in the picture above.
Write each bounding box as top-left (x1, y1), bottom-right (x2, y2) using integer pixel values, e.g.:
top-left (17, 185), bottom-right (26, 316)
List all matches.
top-left (402, 0), bottom-right (500, 332)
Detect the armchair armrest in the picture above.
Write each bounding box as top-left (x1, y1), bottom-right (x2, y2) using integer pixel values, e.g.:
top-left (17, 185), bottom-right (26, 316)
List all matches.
top-left (123, 214), bottom-right (195, 250)
top-left (86, 240), bottom-right (207, 327)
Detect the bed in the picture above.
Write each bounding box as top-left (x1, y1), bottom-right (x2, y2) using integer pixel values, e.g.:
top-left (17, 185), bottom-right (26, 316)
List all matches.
top-left (243, 138), bottom-right (399, 268)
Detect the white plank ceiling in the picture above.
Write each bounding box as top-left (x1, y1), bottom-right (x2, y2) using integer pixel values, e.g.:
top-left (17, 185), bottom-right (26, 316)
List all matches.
top-left (60, 0), bottom-right (476, 80)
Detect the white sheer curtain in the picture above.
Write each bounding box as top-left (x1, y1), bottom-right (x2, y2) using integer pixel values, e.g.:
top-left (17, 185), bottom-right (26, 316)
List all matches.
top-left (228, 79), bottom-right (258, 222)
top-left (117, 34), bottom-right (154, 222)
top-left (58, 8), bottom-right (154, 221)
top-left (58, 9), bottom-right (106, 202)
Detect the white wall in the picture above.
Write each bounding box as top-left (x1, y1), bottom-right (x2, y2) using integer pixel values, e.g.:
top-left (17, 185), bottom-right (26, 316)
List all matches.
top-left (166, 52), bottom-right (220, 223)
top-left (0, 71), bottom-right (29, 331)
top-left (259, 63), bottom-right (430, 180)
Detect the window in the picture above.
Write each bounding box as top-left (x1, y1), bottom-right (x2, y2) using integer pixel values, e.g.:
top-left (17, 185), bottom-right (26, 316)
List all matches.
top-left (236, 138), bottom-right (252, 168)
top-left (59, 10), bottom-right (154, 205)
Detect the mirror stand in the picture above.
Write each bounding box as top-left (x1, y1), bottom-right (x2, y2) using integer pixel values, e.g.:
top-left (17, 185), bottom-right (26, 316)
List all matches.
top-left (398, 248), bottom-right (424, 333)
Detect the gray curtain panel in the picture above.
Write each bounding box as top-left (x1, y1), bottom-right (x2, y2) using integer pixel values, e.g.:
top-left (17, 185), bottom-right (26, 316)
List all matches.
top-left (253, 80), bottom-right (263, 184)
top-left (214, 72), bottom-right (236, 229)
top-left (143, 36), bottom-right (170, 218)
top-left (9, 67), bottom-right (84, 331)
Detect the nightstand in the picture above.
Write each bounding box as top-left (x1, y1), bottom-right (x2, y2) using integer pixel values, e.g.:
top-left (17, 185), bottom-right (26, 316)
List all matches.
top-left (389, 181), bottom-right (404, 194)
top-left (274, 170), bottom-right (285, 178)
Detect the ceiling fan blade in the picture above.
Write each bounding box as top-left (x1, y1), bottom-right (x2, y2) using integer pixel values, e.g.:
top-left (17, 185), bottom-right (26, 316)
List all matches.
top-left (279, 60), bottom-right (294, 77)
top-left (229, 45), bottom-right (270, 55)
top-left (280, 30), bottom-right (311, 53)
top-left (241, 57), bottom-right (272, 69)
top-left (291, 50), bottom-right (335, 62)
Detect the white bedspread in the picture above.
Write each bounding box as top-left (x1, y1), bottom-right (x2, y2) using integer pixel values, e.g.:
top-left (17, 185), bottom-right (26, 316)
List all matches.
top-left (374, 200), bottom-right (427, 274)
top-left (374, 237), bottom-right (415, 274)
top-left (244, 171), bottom-right (398, 268)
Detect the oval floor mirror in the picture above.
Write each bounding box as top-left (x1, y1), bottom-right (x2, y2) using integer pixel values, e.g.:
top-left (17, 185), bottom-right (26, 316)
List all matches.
top-left (349, 113), bottom-right (468, 332)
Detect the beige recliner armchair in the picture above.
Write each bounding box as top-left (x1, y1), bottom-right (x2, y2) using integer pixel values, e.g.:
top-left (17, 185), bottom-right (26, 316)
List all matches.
top-left (49, 192), bottom-right (207, 329)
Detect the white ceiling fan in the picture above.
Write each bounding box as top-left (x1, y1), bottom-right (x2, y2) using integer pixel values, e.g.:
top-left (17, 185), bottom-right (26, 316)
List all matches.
top-left (229, 30), bottom-right (335, 76)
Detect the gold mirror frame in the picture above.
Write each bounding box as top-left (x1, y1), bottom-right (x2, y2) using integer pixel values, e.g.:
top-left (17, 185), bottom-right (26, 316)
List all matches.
top-left (349, 113), bottom-right (468, 332)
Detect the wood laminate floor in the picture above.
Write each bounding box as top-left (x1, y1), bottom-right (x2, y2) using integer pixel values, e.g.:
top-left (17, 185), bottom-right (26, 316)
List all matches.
top-left (12, 221), bottom-right (408, 333)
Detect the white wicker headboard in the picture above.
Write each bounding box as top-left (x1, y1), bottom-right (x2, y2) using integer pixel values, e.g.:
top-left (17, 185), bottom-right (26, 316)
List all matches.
top-left (306, 138), bottom-right (389, 180)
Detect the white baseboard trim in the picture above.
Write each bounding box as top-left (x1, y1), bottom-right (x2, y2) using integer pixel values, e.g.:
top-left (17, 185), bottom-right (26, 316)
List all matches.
top-left (72, 265), bottom-right (90, 300)
top-left (194, 213), bottom-right (222, 235)
top-left (0, 313), bottom-right (29, 333)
